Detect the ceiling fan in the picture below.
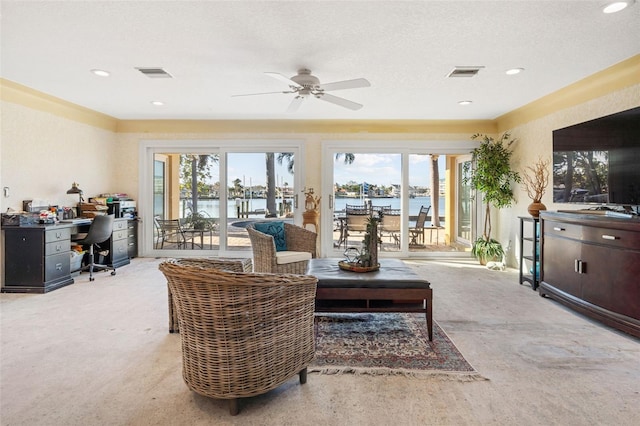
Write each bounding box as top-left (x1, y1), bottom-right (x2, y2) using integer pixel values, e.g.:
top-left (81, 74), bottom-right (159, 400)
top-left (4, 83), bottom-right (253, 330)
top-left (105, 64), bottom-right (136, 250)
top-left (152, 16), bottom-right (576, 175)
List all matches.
top-left (233, 68), bottom-right (371, 112)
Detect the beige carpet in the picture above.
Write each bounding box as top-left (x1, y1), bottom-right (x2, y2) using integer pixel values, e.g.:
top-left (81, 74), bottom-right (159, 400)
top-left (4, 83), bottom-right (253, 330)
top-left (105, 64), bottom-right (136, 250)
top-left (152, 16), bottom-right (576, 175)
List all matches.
top-left (1, 257), bottom-right (639, 425)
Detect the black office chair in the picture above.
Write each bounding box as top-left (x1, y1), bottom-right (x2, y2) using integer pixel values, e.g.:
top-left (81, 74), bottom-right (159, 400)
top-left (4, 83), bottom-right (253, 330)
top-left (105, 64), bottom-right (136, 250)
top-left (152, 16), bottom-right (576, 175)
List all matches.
top-left (73, 214), bottom-right (116, 281)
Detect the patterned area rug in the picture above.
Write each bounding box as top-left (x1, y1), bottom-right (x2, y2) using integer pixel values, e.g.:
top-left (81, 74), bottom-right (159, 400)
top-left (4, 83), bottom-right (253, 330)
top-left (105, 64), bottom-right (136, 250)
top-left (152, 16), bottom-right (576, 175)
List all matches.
top-left (310, 313), bottom-right (483, 379)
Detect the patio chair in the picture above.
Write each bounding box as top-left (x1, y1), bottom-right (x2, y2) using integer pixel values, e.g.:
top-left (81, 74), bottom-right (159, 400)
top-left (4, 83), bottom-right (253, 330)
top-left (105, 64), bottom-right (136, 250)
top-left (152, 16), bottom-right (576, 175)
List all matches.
top-left (371, 204), bottom-right (391, 214)
top-left (345, 204), bottom-right (370, 247)
top-left (247, 222), bottom-right (317, 274)
top-left (159, 260), bottom-right (317, 415)
top-left (380, 208), bottom-right (401, 247)
top-left (409, 205), bottom-right (430, 246)
top-left (155, 218), bottom-right (192, 249)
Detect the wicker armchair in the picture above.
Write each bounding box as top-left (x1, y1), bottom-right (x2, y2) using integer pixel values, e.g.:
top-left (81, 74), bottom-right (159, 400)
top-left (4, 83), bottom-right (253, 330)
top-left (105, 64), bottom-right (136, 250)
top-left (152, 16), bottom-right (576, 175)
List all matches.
top-left (247, 223), bottom-right (317, 274)
top-left (158, 260), bottom-right (318, 416)
top-left (166, 258), bottom-right (253, 333)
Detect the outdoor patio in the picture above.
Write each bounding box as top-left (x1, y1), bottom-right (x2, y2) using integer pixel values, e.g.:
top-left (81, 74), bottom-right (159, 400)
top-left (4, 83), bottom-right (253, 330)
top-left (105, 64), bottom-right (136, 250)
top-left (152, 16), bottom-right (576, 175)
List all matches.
top-left (153, 220), bottom-right (466, 254)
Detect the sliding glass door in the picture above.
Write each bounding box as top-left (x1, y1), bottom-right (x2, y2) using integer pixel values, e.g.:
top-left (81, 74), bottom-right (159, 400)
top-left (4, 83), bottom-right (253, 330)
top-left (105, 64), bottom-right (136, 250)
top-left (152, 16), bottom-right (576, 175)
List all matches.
top-left (140, 141), bottom-right (303, 257)
top-left (456, 155), bottom-right (473, 246)
top-left (322, 140), bottom-right (476, 258)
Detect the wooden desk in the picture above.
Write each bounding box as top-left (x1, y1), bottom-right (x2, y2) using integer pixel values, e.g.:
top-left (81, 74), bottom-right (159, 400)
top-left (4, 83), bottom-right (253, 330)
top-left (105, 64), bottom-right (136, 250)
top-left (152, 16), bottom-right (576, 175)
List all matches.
top-left (1, 218), bottom-right (134, 293)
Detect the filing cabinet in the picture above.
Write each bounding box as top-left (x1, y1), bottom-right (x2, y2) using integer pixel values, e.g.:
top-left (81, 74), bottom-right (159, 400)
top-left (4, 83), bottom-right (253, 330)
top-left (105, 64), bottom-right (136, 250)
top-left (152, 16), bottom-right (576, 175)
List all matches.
top-left (2, 225), bottom-right (74, 293)
top-left (106, 218), bottom-right (131, 268)
top-left (127, 220), bottom-right (138, 258)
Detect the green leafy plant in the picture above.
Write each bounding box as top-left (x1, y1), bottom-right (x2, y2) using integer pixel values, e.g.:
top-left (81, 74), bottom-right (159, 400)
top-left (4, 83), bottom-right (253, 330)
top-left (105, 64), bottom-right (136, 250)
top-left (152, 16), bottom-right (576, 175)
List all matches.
top-left (463, 133), bottom-right (521, 262)
top-left (471, 238), bottom-right (505, 263)
top-left (185, 210), bottom-right (212, 230)
top-left (359, 213), bottom-right (382, 267)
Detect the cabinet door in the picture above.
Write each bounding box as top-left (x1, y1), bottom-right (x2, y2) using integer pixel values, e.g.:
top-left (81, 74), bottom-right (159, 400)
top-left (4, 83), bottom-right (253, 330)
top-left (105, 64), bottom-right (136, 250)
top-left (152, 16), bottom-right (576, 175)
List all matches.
top-left (582, 246), bottom-right (640, 320)
top-left (580, 243), bottom-right (613, 311)
top-left (4, 231), bottom-right (44, 286)
top-left (542, 234), bottom-right (582, 298)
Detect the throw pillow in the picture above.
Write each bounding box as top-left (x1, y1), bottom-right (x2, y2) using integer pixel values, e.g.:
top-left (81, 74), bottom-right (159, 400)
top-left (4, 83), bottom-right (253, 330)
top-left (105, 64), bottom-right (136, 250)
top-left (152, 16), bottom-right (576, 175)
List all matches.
top-left (254, 221), bottom-right (287, 252)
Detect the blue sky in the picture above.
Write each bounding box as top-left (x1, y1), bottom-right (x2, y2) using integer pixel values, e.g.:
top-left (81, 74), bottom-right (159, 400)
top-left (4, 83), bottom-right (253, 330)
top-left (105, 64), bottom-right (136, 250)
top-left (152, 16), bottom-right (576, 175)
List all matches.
top-left (334, 154), bottom-right (444, 187)
top-left (223, 153), bottom-right (445, 188)
top-left (227, 153), bottom-right (292, 188)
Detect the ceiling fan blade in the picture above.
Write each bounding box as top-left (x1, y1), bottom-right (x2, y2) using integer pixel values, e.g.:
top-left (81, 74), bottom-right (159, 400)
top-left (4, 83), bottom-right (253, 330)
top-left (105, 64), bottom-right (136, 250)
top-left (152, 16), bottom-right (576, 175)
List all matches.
top-left (265, 72), bottom-right (303, 88)
top-left (231, 90), bottom-right (292, 97)
top-left (316, 93), bottom-right (363, 110)
top-left (319, 78), bottom-right (371, 92)
top-left (286, 96), bottom-right (304, 113)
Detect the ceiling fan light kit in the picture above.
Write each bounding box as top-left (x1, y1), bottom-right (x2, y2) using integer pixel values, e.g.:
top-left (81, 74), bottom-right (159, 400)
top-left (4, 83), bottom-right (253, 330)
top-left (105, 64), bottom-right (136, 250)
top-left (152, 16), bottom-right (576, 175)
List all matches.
top-left (234, 68), bottom-right (370, 112)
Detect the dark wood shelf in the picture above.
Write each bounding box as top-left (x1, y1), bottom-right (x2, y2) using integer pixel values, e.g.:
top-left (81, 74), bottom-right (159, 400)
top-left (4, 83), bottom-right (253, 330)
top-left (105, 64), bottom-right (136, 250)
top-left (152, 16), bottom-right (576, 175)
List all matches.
top-left (519, 216), bottom-right (540, 290)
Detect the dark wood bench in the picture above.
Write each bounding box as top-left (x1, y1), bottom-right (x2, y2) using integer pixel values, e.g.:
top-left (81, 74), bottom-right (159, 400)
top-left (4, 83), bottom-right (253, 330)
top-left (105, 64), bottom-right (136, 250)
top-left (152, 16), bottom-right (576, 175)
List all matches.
top-left (307, 258), bottom-right (433, 340)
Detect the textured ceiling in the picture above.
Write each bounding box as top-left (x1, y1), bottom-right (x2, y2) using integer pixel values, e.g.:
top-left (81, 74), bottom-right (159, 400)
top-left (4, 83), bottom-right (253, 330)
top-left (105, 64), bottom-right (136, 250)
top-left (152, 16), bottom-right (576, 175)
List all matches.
top-left (1, 0), bottom-right (639, 120)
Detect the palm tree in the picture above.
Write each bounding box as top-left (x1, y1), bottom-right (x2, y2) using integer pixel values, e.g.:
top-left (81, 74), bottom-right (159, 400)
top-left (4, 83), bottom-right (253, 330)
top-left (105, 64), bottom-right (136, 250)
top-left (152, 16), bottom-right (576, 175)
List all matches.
top-left (277, 152), bottom-right (295, 173)
top-left (276, 152), bottom-right (355, 174)
top-left (335, 153), bottom-right (355, 164)
top-left (181, 154), bottom-right (217, 215)
top-left (265, 153), bottom-right (276, 217)
top-left (430, 154), bottom-right (440, 227)
top-left (232, 178), bottom-right (243, 197)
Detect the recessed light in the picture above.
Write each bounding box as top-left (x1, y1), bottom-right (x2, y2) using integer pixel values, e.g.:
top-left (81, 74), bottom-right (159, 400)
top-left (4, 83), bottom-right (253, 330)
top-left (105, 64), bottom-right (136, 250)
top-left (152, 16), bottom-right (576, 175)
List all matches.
top-left (90, 69), bottom-right (110, 77)
top-left (506, 68), bottom-right (524, 75)
top-left (602, 1), bottom-right (633, 13)
top-left (150, 101), bottom-right (165, 106)
top-left (458, 100), bottom-right (473, 106)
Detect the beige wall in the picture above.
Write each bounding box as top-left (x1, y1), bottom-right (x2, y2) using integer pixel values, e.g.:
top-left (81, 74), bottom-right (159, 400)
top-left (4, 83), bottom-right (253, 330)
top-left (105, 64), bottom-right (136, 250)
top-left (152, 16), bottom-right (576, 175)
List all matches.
top-left (0, 101), bottom-right (118, 211)
top-left (0, 100), bottom-right (119, 283)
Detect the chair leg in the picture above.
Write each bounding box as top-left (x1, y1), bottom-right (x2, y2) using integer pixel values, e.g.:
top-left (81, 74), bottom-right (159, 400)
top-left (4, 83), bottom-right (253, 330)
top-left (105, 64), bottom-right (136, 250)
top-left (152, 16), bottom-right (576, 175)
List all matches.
top-left (81, 243), bottom-right (115, 281)
top-left (228, 398), bottom-right (239, 416)
top-left (299, 367), bottom-right (308, 384)
top-left (88, 245), bottom-right (95, 282)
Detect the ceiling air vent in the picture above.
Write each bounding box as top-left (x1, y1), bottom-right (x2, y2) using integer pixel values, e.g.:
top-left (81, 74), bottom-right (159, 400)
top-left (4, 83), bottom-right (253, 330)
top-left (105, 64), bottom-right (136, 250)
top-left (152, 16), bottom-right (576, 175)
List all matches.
top-left (446, 66), bottom-right (484, 78)
top-left (135, 67), bottom-right (173, 78)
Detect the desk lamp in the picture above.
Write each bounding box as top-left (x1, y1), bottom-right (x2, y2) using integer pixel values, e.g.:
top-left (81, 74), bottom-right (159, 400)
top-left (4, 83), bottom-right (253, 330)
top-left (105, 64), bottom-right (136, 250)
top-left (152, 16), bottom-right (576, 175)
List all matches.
top-left (66, 182), bottom-right (84, 217)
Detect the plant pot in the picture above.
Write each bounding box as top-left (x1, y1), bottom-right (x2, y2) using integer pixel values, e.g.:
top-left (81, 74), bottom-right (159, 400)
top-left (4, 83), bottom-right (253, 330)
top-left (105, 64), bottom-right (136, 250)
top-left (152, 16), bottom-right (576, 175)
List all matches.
top-left (478, 255), bottom-right (499, 266)
top-left (527, 200), bottom-right (547, 218)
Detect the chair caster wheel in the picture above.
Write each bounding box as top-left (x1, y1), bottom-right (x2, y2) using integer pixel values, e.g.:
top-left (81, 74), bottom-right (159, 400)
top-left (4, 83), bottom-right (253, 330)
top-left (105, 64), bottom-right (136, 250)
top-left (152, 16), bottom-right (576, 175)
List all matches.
top-left (111, 271), bottom-right (116, 276)
top-left (90, 277), bottom-right (95, 282)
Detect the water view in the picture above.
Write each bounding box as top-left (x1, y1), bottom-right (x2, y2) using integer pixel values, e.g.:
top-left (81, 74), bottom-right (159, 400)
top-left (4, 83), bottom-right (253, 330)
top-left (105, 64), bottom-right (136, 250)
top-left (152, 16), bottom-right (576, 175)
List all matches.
top-left (181, 196), bottom-right (446, 219)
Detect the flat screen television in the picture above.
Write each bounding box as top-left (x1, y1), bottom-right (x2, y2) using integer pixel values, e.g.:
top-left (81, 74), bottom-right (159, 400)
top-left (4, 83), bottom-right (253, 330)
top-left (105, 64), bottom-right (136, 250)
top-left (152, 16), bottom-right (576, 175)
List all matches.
top-left (552, 106), bottom-right (640, 208)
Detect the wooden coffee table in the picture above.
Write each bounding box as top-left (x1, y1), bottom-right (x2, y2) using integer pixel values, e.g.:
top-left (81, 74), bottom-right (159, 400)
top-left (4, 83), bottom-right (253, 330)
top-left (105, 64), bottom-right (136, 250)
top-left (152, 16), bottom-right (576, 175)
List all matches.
top-left (307, 258), bottom-right (433, 340)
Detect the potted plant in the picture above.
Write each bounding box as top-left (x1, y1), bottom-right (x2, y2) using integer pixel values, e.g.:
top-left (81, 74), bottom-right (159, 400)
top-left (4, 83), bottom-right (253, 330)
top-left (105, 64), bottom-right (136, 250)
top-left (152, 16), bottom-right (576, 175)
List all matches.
top-left (522, 156), bottom-right (550, 217)
top-left (464, 133), bottom-right (521, 265)
top-left (185, 210), bottom-right (210, 230)
top-left (359, 213), bottom-right (381, 267)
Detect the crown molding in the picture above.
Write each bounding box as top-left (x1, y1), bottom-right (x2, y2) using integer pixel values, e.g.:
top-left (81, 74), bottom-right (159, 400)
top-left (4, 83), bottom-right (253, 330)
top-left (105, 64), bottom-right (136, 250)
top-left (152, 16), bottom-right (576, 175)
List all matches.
top-left (0, 78), bottom-right (118, 132)
top-left (115, 119), bottom-right (495, 134)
